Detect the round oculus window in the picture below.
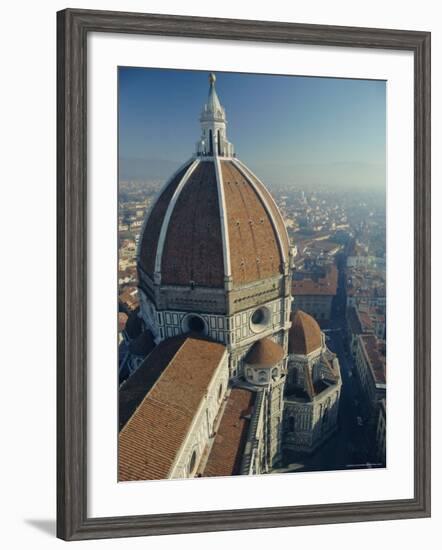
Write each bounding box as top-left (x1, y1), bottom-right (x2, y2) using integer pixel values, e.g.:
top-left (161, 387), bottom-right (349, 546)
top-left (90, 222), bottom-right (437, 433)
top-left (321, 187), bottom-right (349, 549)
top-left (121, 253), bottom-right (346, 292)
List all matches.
top-left (252, 309), bottom-right (265, 324)
top-left (250, 307), bottom-right (270, 333)
top-left (186, 315), bottom-right (205, 333)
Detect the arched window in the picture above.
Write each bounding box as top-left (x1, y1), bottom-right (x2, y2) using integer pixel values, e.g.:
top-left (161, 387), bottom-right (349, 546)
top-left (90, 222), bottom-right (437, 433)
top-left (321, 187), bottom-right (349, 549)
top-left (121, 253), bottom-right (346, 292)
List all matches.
top-left (217, 129), bottom-right (221, 156)
top-left (208, 129), bottom-right (213, 155)
top-left (258, 370), bottom-right (267, 383)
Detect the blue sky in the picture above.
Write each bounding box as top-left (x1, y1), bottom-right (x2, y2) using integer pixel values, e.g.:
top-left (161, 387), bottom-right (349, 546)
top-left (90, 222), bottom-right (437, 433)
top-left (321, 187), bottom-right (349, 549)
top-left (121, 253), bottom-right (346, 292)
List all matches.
top-left (119, 67), bottom-right (386, 189)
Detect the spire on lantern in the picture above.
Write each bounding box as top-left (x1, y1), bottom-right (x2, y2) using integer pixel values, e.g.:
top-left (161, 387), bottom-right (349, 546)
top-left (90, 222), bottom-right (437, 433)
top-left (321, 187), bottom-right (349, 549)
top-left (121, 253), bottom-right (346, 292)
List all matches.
top-left (196, 73), bottom-right (235, 158)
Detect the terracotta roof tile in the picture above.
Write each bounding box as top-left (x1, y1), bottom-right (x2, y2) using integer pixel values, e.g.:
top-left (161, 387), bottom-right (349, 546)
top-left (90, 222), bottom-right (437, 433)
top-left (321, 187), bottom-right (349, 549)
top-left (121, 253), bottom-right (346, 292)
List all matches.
top-left (245, 337), bottom-right (284, 367)
top-left (119, 336), bottom-right (226, 481)
top-left (221, 161), bottom-right (283, 284)
top-left (240, 165), bottom-right (290, 260)
top-left (138, 159), bottom-right (288, 289)
top-left (161, 161), bottom-right (224, 287)
top-left (138, 163), bottom-right (192, 278)
top-left (203, 389), bottom-right (255, 477)
top-left (360, 334), bottom-right (386, 385)
top-left (292, 265), bottom-right (338, 296)
top-left (289, 310), bottom-right (322, 355)
top-left (119, 336), bottom-right (189, 430)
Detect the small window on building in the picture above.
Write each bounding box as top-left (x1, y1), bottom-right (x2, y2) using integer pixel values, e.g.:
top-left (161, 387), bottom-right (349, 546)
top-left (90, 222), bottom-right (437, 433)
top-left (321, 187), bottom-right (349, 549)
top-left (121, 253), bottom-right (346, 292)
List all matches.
top-left (218, 384), bottom-right (223, 400)
top-left (259, 370), bottom-right (267, 383)
top-left (288, 416), bottom-right (295, 432)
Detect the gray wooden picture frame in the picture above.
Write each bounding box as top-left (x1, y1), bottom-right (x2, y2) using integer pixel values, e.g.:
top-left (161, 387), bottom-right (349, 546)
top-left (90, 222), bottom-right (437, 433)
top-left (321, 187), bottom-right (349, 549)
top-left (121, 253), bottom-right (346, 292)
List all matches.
top-left (57, 8), bottom-right (431, 541)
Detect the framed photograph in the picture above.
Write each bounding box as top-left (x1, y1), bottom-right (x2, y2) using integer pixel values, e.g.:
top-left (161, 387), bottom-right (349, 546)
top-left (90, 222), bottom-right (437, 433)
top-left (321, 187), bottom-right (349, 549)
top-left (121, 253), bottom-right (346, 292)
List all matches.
top-left (57, 8), bottom-right (431, 541)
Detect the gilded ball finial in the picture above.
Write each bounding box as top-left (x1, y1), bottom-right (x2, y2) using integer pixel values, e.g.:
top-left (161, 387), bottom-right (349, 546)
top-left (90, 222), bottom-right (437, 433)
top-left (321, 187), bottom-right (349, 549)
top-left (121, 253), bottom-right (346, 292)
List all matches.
top-left (209, 72), bottom-right (216, 85)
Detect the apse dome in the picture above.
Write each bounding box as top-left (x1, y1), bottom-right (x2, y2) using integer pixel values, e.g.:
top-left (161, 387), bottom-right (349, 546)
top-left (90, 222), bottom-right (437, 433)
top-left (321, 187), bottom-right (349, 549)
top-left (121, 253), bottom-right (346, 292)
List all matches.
top-left (137, 73), bottom-right (290, 292)
top-left (288, 310), bottom-right (323, 355)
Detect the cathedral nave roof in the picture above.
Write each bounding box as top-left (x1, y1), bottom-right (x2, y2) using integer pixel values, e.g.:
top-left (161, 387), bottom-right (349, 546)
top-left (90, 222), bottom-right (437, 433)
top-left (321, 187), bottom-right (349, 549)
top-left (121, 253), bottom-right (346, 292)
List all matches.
top-left (119, 336), bottom-right (226, 481)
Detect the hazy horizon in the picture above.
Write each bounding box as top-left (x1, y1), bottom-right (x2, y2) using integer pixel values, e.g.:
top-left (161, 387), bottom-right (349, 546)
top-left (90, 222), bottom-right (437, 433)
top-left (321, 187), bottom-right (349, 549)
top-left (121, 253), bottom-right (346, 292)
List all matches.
top-left (119, 67), bottom-right (386, 191)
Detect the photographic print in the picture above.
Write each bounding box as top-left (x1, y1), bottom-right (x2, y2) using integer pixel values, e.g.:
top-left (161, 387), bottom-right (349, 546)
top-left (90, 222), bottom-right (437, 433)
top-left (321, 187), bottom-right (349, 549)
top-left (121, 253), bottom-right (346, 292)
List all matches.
top-left (117, 67), bottom-right (387, 482)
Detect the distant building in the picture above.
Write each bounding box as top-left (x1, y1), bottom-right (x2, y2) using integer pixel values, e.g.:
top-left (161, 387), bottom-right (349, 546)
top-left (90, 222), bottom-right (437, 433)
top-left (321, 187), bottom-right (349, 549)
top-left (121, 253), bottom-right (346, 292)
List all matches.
top-left (346, 305), bottom-right (386, 359)
top-left (358, 305), bottom-right (386, 340)
top-left (346, 305), bottom-right (366, 358)
top-left (119, 286), bottom-right (139, 311)
top-left (347, 255), bottom-right (385, 269)
top-left (354, 334), bottom-right (386, 418)
top-left (346, 265), bottom-right (386, 310)
top-left (292, 264), bottom-right (338, 321)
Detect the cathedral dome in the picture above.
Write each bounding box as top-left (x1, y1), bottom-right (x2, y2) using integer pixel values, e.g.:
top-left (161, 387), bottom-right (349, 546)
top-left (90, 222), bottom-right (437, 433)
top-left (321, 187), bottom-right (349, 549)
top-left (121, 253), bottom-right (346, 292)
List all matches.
top-left (288, 310), bottom-right (322, 355)
top-left (245, 337), bottom-right (284, 367)
top-left (137, 74), bottom-right (290, 290)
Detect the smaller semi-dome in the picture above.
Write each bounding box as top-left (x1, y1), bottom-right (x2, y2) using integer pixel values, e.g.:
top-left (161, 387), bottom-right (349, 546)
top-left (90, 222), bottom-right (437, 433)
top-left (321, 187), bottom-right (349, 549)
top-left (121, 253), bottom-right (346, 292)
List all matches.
top-left (245, 337), bottom-right (284, 367)
top-left (289, 310), bottom-right (322, 355)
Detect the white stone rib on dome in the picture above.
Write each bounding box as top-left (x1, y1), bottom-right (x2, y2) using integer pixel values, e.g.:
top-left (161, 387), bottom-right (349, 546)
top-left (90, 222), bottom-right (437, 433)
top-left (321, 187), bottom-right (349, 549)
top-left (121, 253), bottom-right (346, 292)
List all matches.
top-left (136, 158), bottom-right (195, 264)
top-left (214, 155), bottom-right (232, 281)
top-left (153, 159), bottom-right (200, 278)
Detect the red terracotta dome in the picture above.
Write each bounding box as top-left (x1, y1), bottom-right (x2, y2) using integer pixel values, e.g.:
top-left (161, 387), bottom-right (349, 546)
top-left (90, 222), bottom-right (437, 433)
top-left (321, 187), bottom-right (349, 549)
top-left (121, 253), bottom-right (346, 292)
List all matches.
top-left (245, 337), bottom-right (285, 367)
top-left (138, 158), bottom-right (289, 289)
top-left (288, 310), bottom-right (322, 355)
top-left (137, 73), bottom-right (290, 291)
